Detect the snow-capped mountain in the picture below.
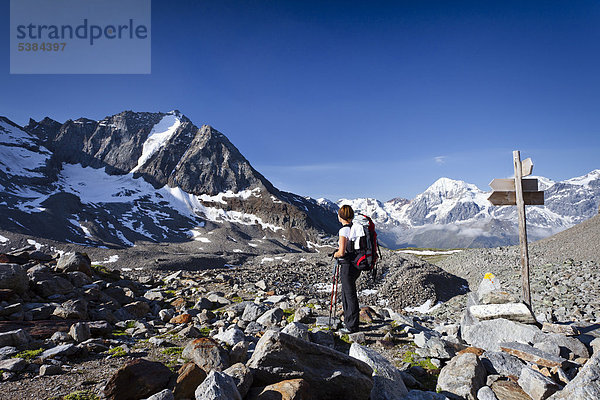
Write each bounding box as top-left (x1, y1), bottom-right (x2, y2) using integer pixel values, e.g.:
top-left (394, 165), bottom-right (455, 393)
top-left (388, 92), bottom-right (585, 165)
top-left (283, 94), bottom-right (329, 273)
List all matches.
top-left (335, 172), bottom-right (600, 249)
top-left (0, 112), bottom-right (338, 248)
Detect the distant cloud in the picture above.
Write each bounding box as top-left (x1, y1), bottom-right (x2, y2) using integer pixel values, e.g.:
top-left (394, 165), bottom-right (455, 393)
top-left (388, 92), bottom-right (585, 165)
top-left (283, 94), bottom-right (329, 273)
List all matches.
top-left (434, 156), bottom-right (446, 165)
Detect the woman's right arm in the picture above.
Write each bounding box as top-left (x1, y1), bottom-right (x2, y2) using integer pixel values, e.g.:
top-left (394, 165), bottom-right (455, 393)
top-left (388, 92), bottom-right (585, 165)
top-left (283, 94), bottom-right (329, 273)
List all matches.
top-left (334, 235), bottom-right (347, 258)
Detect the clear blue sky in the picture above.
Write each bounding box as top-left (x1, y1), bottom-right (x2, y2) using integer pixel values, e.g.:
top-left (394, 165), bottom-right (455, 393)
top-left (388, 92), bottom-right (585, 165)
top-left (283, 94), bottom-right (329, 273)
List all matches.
top-left (2, 1), bottom-right (599, 201)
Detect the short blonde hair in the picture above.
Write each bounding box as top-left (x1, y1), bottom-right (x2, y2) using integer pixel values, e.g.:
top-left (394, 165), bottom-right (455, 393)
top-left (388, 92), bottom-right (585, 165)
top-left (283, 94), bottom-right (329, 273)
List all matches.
top-left (338, 205), bottom-right (354, 221)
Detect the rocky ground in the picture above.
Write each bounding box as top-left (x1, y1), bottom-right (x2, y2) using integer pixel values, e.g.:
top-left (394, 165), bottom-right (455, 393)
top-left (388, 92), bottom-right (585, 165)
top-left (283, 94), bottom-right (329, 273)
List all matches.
top-left (0, 243), bottom-right (467, 400)
top-left (440, 214), bottom-right (600, 323)
top-left (1, 215), bottom-right (600, 399)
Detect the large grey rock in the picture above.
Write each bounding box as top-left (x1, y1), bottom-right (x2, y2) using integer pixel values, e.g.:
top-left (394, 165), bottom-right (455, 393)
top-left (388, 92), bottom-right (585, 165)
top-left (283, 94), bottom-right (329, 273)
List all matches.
top-left (481, 351), bottom-right (524, 377)
top-left (499, 342), bottom-right (568, 368)
top-left (535, 333), bottom-right (589, 360)
top-left (0, 264), bottom-right (28, 294)
top-left (0, 346), bottom-right (17, 360)
top-left (414, 330), bottom-right (442, 348)
top-left (461, 293), bottom-right (482, 331)
top-left (243, 321), bottom-right (262, 335)
top-left (51, 331), bottom-right (72, 343)
top-left (265, 294), bottom-right (287, 304)
top-left (144, 290), bottom-right (164, 302)
top-left (247, 330), bottom-right (373, 400)
top-left (66, 271), bottom-right (93, 287)
top-left (144, 389), bottom-right (174, 400)
top-left (548, 342), bottom-right (600, 399)
top-left (56, 252), bottom-right (92, 276)
top-left (213, 326), bottom-right (245, 347)
top-left (194, 297), bottom-right (214, 311)
top-left (468, 303), bottom-right (536, 324)
top-left (256, 308), bottom-right (284, 327)
top-left (415, 335), bottom-right (460, 360)
top-left (53, 299), bottom-right (88, 319)
top-left (241, 303), bottom-right (268, 322)
top-left (103, 286), bottom-right (135, 305)
top-left (40, 343), bottom-right (79, 360)
top-left (293, 306), bottom-right (312, 323)
top-left (462, 318), bottom-right (543, 352)
top-left (518, 367), bottom-right (559, 400)
top-left (350, 343), bottom-right (409, 400)
top-left (24, 303), bottom-right (56, 320)
top-left (479, 290), bottom-right (518, 305)
top-left (229, 341), bottom-right (249, 365)
top-left (207, 293), bottom-right (231, 307)
top-left (534, 341), bottom-right (561, 358)
top-left (385, 309), bottom-right (415, 327)
top-left (39, 364), bottom-right (63, 376)
top-left (104, 358), bottom-right (174, 400)
top-left (437, 352), bottom-right (487, 400)
top-left (69, 322), bottom-right (91, 343)
top-left (223, 362), bottom-right (253, 398)
top-left (315, 315), bottom-right (338, 327)
top-left (477, 386), bottom-right (499, 400)
top-left (35, 276), bottom-right (75, 297)
top-left (182, 337), bottom-right (229, 373)
top-left (309, 329), bottom-right (335, 348)
top-left (0, 357), bottom-right (27, 372)
top-left (0, 303), bottom-right (23, 318)
top-left (281, 321), bottom-right (310, 341)
top-left (123, 301), bottom-right (151, 318)
top-left (477, 274), bottom-right (502, 301)
top-left (195, 370), bottom-right (241, 400)
top-left (158, 308), bottom-right (175, 322)
top-left (88, 320), bottom-right (112, 337)
top-left (542, 323), bottom-right (579, 336)
top-left (0, 329), bottom-right (31, 347)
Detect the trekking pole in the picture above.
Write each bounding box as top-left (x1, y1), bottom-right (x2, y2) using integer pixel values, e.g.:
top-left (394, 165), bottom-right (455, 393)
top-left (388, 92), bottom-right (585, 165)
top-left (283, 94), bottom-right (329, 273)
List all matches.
top-left (332, 259), bottom-right (340, 326)
top-left (328, 255), bottom-right (338, 329)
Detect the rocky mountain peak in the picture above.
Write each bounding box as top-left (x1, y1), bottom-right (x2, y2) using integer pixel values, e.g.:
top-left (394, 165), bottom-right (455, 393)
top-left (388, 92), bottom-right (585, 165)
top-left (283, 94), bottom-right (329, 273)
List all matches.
top-left (423, 177), bottom-right (476, 198)
top-left (565, 169), bottom-right (600, 186)
top-left (1, 111), bottom-right (339, 248)
top-left (386, 197), bottom-right (410, 206)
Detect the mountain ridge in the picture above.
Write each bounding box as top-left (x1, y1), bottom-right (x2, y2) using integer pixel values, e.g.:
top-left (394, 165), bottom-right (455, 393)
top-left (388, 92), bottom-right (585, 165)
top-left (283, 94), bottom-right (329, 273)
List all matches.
top-left (334, 170), bottom-right (600, 249)
top-left (1, 111), bottom-right (339, 249)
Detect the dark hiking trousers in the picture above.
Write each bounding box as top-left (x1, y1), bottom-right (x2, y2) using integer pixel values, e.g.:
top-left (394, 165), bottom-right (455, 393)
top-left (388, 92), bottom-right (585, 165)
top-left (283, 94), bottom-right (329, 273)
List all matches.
top-left (340, 260), bottom-right (361, 331)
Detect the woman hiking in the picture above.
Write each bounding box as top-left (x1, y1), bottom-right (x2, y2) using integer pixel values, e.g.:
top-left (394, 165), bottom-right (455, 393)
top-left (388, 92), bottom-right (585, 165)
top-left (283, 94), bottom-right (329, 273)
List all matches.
top-left (333, 204), bottom-right (364, 334)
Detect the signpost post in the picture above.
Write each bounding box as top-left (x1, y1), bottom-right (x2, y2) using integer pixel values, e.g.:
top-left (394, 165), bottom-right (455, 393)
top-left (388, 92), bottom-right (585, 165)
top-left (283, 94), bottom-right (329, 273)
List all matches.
top-left (487, 151), bottom-right (544, 310)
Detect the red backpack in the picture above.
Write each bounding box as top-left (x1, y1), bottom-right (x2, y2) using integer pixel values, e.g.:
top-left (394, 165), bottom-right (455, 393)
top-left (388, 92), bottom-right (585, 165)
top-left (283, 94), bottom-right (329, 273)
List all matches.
top-left (348, 214), bottom-right (381, 274)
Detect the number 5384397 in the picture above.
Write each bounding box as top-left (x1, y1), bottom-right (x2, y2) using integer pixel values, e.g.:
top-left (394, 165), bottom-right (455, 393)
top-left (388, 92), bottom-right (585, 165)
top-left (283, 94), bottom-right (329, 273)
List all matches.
top-left (17, 42), bottom-right (66, 51)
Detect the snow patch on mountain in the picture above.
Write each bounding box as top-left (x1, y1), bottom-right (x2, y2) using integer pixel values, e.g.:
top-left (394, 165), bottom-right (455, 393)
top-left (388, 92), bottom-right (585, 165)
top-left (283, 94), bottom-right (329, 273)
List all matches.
top-left (131, 113), bottom-right (182, 173)
top-left (198, 188), bottom-right (262, 204)
top-left (68, 218), bottom-right (92, 238)
top-left (565, 169), bottom-right (600, 186)
top-left (0, 120), bottom-right (51, 178)
top-left (164, 186), bottom-right (283, 232)
top-left (6, 161), bottom-right (286, 245)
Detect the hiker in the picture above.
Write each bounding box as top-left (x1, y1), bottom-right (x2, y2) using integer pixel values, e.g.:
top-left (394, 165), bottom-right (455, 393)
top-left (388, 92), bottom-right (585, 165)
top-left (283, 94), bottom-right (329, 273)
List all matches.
top-left (333, 204), bottom-right (364, 333)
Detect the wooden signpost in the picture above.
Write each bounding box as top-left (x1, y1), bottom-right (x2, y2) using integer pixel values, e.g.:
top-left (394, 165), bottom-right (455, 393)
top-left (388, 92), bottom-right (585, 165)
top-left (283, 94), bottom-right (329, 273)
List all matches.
top-left (487, 151), bottom-right (545, 309)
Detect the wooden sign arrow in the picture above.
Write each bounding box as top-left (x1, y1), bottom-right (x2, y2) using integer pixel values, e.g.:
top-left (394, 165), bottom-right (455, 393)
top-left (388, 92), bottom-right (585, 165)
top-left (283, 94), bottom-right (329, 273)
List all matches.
top-left (521, 158), bottom-right (533, 177)
top-left (489, 178), bottom-right (538, 192)
top-left (487, 191), bottom-right (544, 206)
